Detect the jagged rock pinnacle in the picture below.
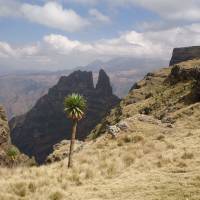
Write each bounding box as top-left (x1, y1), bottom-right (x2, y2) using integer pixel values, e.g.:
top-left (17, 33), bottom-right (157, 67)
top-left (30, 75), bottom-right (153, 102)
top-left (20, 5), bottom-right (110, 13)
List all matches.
top-left (96, 69), bottom-right (113, 95)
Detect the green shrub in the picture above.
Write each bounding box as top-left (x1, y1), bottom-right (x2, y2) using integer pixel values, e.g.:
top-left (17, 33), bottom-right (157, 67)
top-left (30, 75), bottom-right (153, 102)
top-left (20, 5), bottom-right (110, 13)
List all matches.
top-left (7, 146), bottom-right (19, 160)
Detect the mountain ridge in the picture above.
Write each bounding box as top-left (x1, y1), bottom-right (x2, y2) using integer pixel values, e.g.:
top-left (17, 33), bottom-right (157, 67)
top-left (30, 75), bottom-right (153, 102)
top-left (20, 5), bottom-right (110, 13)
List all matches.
top-left (10, 69), bottom-right (120, 163)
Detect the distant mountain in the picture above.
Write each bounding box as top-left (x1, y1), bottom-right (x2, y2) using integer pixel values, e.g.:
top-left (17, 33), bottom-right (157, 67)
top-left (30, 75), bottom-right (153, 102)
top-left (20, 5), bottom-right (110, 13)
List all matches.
top-left (0, 70), bottom-right (70, 119)
top-left (79, 57), bottom-right (167, 97)
top-left (10, 70), bottom-right (120, 163)
top-left (0, 57), bottom-right (167, 119)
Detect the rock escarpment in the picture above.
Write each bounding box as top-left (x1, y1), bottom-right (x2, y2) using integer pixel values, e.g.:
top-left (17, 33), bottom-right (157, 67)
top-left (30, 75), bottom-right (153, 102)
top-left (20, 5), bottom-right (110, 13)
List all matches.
top-left (0, 106), bottom-right (31, 166)
top-left (0, 106), bottom-right (10, 150)
top-left (170, 46), bottom-right (200, 66)
top-left (10, 70), bottom-right (120, 164)
top-left (90, 59), bottom-right (200, 139)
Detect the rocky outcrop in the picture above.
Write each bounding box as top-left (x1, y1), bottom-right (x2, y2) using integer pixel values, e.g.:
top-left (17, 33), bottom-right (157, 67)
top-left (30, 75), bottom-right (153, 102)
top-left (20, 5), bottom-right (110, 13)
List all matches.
top-left (10, 70), bottom-right (120, 164)
top-left (0, 106), bottom-right (10, 149)
top-left (168, 64), bottom-right (200, 84)
top-left (170, 46), bottom-right (200, 66)
top-left (0, 106), bottom-right (32, 167)
top-left (45, 140), bottom-right (84, 164)
top-left (96, 69), bottom-right (113, 95)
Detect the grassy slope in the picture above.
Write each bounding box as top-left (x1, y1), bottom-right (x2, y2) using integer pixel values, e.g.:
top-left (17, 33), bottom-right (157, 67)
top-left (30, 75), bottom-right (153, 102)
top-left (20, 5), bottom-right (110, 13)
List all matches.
top-left (1, 60), bottom-right (200, 200)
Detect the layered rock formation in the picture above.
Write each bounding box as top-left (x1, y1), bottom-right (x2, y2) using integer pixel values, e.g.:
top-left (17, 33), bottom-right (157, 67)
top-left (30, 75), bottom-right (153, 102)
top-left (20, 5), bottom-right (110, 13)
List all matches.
top-left (10, 70), bottom-right (120, 164)
top-left (170, 46), bottom-right (200, 66)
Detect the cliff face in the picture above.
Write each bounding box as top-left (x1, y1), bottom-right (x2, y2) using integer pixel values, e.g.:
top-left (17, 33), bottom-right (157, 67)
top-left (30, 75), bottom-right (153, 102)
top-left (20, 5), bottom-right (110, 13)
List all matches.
top-left (0, 106), bottom-right (10, 149)
top-left (170, 46), bottom-right (200, 66)
top-left (10, 70), bottom-right (120, 164)
top-left (90, 59), bottom-right (200, 139)
top-left (0, 106), bottom-right (33, 167)
top-left (0, 106), bottom-right (11, 166)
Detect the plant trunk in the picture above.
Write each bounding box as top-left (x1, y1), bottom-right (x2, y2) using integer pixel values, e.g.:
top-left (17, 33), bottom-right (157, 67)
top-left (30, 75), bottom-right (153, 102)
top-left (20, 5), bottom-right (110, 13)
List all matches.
top-left (68, 120), bottom-right (77, 168)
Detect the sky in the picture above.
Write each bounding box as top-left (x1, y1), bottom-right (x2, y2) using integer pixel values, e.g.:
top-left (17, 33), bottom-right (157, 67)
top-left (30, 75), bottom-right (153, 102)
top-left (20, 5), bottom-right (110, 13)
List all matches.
top-left (0, 0), bottom-right (200, 71)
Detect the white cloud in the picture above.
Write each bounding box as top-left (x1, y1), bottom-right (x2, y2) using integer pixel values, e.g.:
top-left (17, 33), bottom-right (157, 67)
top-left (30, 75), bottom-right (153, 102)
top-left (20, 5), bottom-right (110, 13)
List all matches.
top-left (20, 2), bottom-right (89, 32)
top-left (89, 8), bottom-right (110, 23)
top-left (0, 42), bottom-right (16, 57)
top-left (1, 23), bottom-right (200, 70)
top-left (0, 1), bottom-right (90, 32)
top-left (43, 34), bottom-right (92, 53)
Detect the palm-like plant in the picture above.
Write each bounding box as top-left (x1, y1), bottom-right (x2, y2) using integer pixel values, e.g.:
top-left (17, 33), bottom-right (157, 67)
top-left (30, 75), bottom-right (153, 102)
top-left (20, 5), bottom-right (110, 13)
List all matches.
top-left (64, 93), bottom-right (87, 168)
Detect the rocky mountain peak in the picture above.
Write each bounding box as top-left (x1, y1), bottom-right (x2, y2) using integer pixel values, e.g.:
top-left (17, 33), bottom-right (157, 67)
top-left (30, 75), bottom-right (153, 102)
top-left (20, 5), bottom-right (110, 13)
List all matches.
top-left (170, 46), bottom-right (200, 66)
top-left (56, 70), bottom-right (94, 90)
top-left (96, 69), bottom-right (113, 95)
top-left (10, 70), bottom-right (120, 164)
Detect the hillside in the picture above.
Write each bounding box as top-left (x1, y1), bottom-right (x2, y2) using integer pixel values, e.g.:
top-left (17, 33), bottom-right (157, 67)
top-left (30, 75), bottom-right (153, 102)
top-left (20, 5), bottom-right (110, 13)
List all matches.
top-left (0, 59), bottom-right (200, 199)
top-left (10, 70), bottom-right (119, 164)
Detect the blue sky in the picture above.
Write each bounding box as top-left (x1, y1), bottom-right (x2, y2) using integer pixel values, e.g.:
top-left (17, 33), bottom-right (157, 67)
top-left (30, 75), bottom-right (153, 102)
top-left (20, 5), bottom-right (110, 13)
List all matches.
top-left (0, 1), bottom-right (159, 43)
top-left (0, 0), bottom-right (200, 71)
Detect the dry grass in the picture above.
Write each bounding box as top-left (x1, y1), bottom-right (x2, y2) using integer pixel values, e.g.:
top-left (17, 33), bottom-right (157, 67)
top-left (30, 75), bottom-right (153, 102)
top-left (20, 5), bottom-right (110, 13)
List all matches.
top-left (1, 60), bottom-right (200, 199)
top-left (0, 114), bottom-right (199, 200)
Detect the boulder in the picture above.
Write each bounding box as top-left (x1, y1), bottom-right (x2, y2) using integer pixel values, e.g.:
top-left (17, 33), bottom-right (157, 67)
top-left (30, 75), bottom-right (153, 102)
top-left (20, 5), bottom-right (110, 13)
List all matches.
top-left (46, 140), bottom-right (84, 164)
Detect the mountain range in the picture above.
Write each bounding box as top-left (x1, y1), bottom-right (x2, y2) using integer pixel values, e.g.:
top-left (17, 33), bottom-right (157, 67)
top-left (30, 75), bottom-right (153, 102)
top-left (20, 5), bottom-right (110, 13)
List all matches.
top-left (1, 46), bottom-right (200, 199)
top-left (0, 57), bottom-right (167, 119)
top-left (10, 69), bottom-right (119, 163)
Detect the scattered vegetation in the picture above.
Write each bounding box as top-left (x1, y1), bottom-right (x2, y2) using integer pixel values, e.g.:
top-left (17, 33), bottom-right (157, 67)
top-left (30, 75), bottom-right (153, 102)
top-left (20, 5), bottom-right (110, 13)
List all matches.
top-left (6, 146), bottom-right (19, 160)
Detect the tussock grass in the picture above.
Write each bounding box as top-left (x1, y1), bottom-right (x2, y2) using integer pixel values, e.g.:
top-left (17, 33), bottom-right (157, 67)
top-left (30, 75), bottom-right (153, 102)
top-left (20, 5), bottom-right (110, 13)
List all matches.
top-left (0, 115), bottom-right (200, 199)
top-left (2, 60), bottom-right (200, 199)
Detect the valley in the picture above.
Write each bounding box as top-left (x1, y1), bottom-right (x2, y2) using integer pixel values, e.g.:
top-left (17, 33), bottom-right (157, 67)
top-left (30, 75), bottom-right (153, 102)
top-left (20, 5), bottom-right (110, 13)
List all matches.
top-left (0, 57), bottom-right (167, 119)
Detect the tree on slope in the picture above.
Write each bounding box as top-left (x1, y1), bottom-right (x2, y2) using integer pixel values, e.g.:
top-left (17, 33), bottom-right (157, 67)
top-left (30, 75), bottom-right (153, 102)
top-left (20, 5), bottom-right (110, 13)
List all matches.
top-left (64, 93), bottom-right (87, 168)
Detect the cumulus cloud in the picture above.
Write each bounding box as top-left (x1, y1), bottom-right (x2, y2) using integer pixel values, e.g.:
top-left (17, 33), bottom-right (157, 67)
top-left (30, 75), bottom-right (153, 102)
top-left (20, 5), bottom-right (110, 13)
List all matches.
top-left (89, 9), bottom-right (110, 23)
top-left (0, 1), bottom-right (89, 32)
top-left (20, 2), bottom-right (90, 32)
top-left (1, 23), bottom-right (200, 70)
top-left (43, 34), bottom-right (92, 53)
top-left (0, 42), bottom-right (16, 57)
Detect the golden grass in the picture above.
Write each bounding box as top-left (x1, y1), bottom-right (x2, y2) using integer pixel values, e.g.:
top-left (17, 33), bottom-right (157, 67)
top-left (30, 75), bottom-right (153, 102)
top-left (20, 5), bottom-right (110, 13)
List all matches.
top-left (2, 60), bottom-right (200, 199)
top-left (0, 114), bottom-right (199, 199)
